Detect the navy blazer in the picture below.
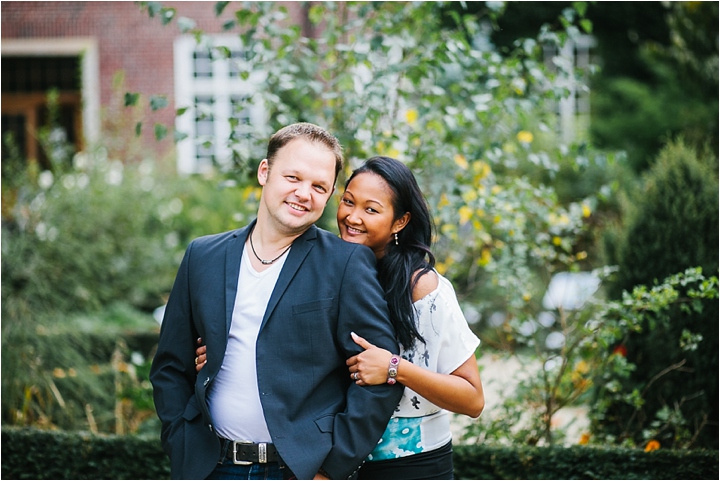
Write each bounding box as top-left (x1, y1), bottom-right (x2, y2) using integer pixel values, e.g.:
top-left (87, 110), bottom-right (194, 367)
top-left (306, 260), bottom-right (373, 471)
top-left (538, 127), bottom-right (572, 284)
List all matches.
top-left (150, 222), bottom-right (403, 479)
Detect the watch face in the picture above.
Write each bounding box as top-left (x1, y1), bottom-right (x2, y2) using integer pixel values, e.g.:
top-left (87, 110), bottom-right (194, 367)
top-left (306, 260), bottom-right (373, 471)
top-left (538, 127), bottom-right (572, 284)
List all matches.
top-left (388, 367), bottom-right (398, 377)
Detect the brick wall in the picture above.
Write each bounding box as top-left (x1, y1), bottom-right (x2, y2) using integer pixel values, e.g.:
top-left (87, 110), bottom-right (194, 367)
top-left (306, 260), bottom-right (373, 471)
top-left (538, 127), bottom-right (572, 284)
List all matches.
top-left (1, 1), bottom-right (307, 159)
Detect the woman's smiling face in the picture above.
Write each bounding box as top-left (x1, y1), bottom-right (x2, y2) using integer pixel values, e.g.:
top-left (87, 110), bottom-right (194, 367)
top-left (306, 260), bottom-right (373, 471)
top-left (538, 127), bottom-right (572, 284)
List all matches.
top-left (336, 172), bottom-right (408, 258)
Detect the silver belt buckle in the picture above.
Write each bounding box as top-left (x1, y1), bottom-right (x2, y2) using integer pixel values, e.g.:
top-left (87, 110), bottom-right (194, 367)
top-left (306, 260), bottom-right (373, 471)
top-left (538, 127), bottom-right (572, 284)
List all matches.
top-left (232, 440), bottom-right (253, 465)
top-left (258, 442), bottom-right (268, 464)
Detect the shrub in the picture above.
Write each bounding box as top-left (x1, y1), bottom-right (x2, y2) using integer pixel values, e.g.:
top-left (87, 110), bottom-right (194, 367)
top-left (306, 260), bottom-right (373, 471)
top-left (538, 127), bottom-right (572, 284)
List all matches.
top-left (1, 307), bottom-right (160, 435)
top-left (599, 139), bottom-right (719, 449)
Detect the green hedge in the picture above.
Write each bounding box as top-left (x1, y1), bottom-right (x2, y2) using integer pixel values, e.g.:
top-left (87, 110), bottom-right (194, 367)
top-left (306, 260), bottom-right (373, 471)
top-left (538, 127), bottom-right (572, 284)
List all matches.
top-left (1, 427), bottom-right (170, 480)
top-left (453, 444), bottom-right (719, 480)
top-left (2, 427), bottom-right (718, 480)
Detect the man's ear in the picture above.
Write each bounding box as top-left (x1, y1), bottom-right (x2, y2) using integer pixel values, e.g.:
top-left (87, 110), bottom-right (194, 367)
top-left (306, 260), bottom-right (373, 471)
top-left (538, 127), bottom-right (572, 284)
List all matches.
top-left (257, 159), bottom-right (269, 186)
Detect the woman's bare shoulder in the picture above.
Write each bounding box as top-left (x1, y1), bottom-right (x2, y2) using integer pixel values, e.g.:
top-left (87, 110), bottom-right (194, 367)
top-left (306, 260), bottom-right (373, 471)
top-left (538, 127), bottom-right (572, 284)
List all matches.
top-left (412, 269), bottom-right (439, 302)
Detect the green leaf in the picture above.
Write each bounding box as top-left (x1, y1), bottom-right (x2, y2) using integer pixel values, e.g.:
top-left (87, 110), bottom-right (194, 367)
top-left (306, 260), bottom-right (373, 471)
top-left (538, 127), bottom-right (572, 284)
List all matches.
top-left (149, 95), bottom-right (169, 111)
top-left (236, 10), bottom-right (260, 27)
top-left (215, 46), bottom-right (231, 59)
top-left (146, 2), bottom-right (162, 18)
top-left (154, 123), bottom-right (168, 141)
top-left (215, 1), bottom-right (229, 16)
top-left (579, 18), bottom-right (593, 34)
top-left (124, 92), bottom-right (140, 107)
top-left (135, 122), bottom-right (142, 137)
top-left (572, 1), bottom-right (588, 17)
top-left (173, 129), bottom-right (188, 143)
top-left (308, 5), bottom-right (324, 25)
top-left (160, 7), bottom-right (176, 25)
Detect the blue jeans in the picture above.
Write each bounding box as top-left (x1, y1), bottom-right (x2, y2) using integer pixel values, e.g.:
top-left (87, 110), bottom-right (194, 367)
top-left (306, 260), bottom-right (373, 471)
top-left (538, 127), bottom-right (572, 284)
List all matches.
top-left (206, 459), bottom-right (289, 480)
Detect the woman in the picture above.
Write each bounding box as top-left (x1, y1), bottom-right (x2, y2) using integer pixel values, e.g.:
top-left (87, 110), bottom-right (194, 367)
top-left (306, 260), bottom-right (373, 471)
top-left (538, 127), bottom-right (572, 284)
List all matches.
top-left (196, 156), bottom-right (484, 479)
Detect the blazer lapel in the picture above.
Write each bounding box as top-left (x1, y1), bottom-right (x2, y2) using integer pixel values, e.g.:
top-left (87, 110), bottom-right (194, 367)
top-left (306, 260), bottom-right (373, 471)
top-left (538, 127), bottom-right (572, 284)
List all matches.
top-left (260, 225), bottom-right (317, 330)
top-left (225, 221), bottom-right (254, 334)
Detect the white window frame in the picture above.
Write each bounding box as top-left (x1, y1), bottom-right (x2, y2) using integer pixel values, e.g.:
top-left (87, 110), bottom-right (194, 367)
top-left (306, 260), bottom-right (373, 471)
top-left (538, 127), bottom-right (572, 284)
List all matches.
top-left (174, 35), bottom-right (266, 174)
top-left (544, 34), bottom-right (597, 144)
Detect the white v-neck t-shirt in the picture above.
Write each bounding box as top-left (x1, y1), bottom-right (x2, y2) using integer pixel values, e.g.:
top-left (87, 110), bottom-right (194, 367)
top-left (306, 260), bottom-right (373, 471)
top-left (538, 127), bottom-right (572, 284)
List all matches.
top-left (208, 243), bottom-right (288, 442)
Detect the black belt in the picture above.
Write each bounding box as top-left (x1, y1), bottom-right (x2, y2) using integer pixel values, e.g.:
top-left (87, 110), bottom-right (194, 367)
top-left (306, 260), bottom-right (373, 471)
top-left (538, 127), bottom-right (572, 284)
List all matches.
top-left (221, 439), bottom-right (281, 465)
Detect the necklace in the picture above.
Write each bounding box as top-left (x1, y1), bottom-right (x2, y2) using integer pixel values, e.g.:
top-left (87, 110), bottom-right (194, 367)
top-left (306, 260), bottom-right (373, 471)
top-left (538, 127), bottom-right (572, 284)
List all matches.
top-left (249, 227), bottom-right (292, 265)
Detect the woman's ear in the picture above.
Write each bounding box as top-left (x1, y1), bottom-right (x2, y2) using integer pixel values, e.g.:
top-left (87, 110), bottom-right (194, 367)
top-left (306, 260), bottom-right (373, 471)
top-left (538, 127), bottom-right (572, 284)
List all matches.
top-left (393, 212), bottom-right (411, 234)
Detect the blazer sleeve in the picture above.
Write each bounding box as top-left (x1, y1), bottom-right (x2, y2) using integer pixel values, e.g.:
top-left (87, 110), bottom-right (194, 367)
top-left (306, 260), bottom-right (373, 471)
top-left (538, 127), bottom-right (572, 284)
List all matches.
top-left (321, 245), bottom-right (404, 478)
top-left (149, 241), bottom-right (199, 455)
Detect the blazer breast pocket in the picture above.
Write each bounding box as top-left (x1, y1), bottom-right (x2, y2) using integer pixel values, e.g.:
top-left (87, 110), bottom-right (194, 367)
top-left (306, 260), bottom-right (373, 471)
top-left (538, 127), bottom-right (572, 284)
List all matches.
top-left (292, 298), bottom-right (335, 315)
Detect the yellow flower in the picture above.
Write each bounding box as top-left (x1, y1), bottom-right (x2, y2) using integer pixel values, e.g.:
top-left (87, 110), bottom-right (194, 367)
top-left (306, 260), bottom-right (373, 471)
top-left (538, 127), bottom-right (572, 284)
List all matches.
top-left (552, 236), bottom-right (562, 246)
top-left (575, 360), bottom-right (590, 374)
top-left (462, 189), bottom-right (478, 203)
top-left (405, 109), bottom-right (418, 125)
top-left (579, 433), bottom-right (590, 445)
top-left (441, 224), bottom-right (456, 235)
top-left (454, 154), bottom-right (469, 170)
top-left (572, 360), bottom-right (591, 383)
top-left (438, 193), bottom-right (450, 209)
top-left (582, 203), bottom-right (592, 218)
top-left (473, 161), bottom-right (492, 181)
top-left (242, 186), bottom-right (254, 201)
top-left (458, 206), bottom-right (473, 225)
top-left (644, 440), bottom-right (660, 452)
top-left (517, 130), bottom-right (534, 144)
top-left (549, 212), bottom-right (570, 226)
top-left (478, 248), bottom-right (492, 266)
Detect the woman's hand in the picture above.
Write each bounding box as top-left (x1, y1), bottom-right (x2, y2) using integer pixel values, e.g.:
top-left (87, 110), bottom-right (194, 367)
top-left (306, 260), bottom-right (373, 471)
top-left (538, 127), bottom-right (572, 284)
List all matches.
top-left (195, 338), bottom-right (207, 373)
top-left (346, 332), bottom-right (394, 385)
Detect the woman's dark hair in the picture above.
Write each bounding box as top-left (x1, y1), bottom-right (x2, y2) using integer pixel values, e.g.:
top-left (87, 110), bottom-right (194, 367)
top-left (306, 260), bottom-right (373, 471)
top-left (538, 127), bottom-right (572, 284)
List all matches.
top-left (346, 156), bottom-right (436, 349)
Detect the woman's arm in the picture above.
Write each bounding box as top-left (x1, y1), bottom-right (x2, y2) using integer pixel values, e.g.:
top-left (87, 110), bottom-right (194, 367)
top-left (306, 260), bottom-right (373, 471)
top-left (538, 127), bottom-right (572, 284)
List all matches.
top-left (347, 333), bottom-right (485, 418)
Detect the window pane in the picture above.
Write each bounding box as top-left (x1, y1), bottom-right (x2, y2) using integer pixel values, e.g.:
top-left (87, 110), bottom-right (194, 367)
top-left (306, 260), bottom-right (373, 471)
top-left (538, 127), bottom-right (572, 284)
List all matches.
top-left (1, 56), bottom-right (80, 92)
top-left (193, 51), bottom-right (213, 78)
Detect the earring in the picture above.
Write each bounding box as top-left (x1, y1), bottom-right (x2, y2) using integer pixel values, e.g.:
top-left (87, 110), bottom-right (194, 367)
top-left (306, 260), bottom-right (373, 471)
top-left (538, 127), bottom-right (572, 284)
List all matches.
top-left (394, 233), bottom-right (399, 245)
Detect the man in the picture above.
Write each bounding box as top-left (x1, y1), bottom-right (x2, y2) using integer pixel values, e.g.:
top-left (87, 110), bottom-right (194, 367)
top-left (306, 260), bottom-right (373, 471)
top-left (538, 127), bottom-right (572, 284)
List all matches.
top-left (150, 123), bottom-right (403, 480)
